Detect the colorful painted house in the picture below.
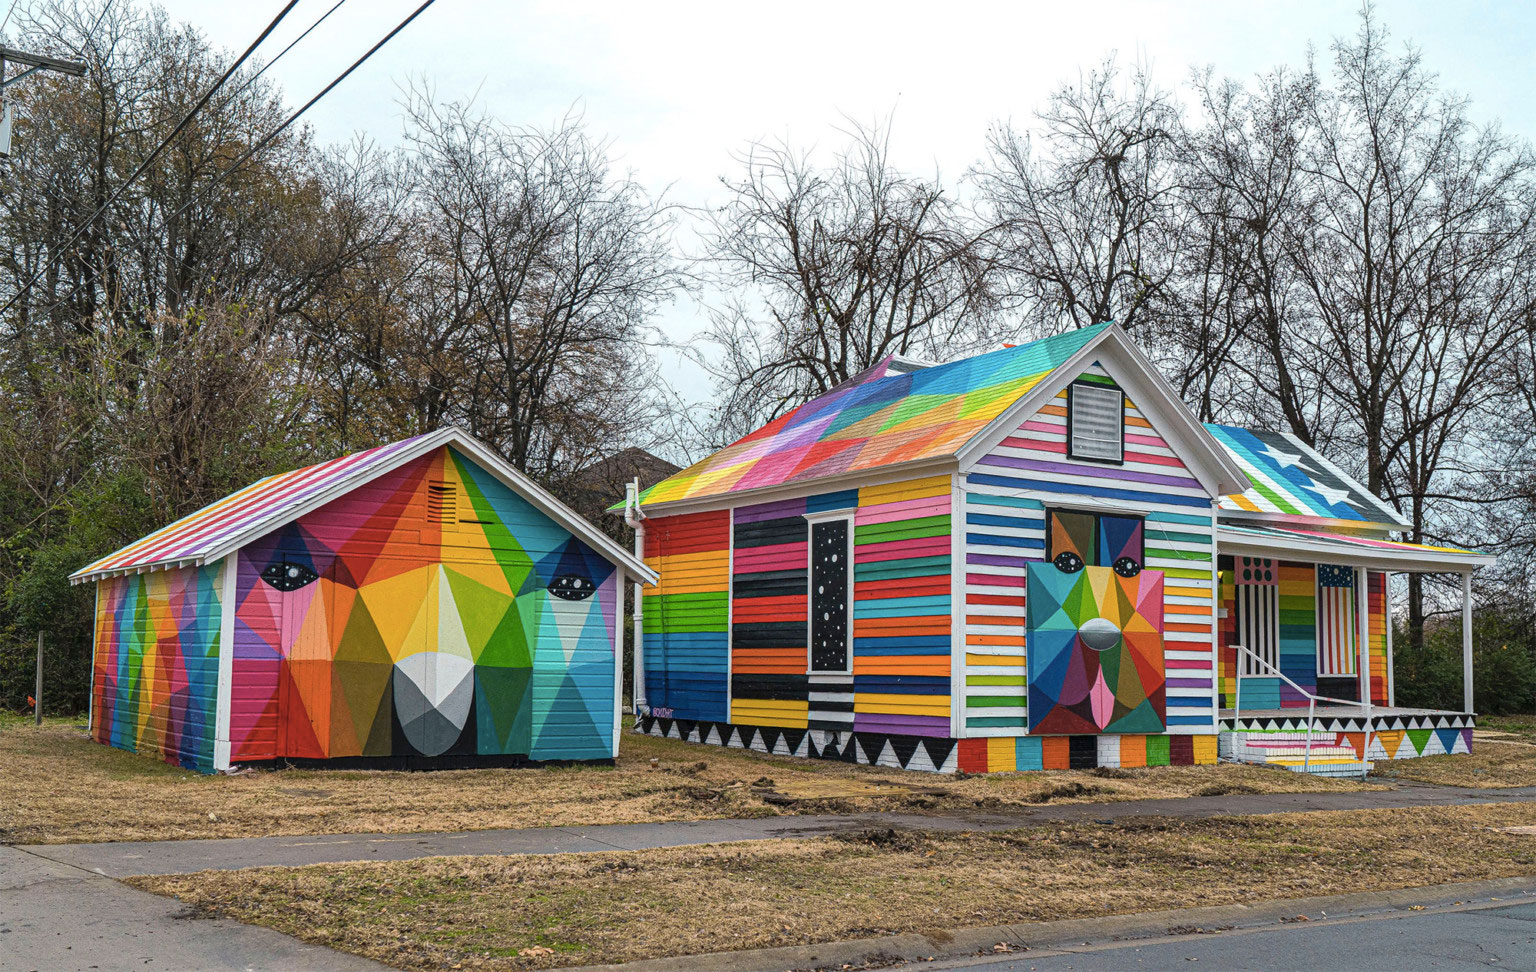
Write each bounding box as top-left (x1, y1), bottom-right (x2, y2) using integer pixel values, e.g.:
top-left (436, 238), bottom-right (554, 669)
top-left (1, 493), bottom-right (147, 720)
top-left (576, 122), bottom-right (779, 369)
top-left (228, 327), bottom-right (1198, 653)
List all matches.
top-left (72, 428), bottom-right (655, 774)
top-left (626, 323), bottom-right (1493, 775)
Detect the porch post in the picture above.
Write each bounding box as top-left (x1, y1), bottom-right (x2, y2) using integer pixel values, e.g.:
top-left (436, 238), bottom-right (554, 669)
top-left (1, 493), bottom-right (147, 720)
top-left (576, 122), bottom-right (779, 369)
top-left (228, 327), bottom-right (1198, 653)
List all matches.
top-left (1462, 572), bottom-right (1474, 714)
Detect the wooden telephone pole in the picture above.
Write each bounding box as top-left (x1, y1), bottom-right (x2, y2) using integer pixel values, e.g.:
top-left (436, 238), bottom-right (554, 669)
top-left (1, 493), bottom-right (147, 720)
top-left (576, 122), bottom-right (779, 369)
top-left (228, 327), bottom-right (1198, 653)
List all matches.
top-left (0, 44), bottom-right (86, 157)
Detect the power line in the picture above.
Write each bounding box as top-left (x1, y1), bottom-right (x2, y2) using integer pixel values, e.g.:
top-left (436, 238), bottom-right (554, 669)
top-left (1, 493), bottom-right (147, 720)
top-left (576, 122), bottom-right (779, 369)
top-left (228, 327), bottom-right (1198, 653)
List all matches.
top-left (164, 0), bottom-right (434, 226)
top-left (15, 0), bottom-right (435, 327)
top-left (0, 0), bottom-right (301, 317)
top-left (234, 0), bottom-right (348, 101)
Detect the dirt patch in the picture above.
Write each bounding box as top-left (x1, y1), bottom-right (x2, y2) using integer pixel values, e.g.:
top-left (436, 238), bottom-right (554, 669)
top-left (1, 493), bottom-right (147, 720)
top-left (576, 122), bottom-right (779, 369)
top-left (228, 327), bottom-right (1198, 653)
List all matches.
top-left (1, 716), bottom-right (1381, 844)
top-left (132, 802), bottom-right (1536, 970)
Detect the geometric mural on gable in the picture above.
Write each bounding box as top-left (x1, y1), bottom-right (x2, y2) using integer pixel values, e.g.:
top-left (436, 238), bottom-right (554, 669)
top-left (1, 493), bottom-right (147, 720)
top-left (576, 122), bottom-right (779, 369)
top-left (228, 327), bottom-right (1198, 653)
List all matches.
top-left (230, 445), bottom-right (617, 762)
top-left (1026, 564), bottom-right (1166, 735)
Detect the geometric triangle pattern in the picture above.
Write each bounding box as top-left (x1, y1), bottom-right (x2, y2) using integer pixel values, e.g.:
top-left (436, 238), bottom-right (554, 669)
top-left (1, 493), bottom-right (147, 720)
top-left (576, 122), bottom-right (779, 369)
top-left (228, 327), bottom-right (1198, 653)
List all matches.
top-left (91, 562), bottom-right (225, 773)
top-left (1026, 564), bottom-right (1166, 735)
top-left (221, 444), bottom-right (618, 767)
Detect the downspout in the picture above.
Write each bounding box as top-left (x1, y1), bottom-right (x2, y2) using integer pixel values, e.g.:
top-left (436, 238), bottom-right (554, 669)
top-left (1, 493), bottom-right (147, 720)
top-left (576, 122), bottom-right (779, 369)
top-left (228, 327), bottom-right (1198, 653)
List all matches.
top-left (624, 479), bottom-right (647, 720)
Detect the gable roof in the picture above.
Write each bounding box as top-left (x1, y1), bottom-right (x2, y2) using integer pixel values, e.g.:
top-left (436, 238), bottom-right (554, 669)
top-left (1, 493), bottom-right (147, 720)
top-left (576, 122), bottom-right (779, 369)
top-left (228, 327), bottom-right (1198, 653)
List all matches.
top-left (72, 427), bottom-right (657, 586)
top-left (635, 323), bottom-right (1250, 510)
top-left (1206, 424), bottom-right (1410, 532)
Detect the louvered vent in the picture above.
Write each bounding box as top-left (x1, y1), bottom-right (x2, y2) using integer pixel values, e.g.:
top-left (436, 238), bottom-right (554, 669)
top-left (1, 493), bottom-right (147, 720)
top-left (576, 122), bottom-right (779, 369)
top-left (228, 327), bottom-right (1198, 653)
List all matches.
top-left (1068, 382), bottom-right (1125, 462)
top-left (426, 481), bottom-right (456, 525)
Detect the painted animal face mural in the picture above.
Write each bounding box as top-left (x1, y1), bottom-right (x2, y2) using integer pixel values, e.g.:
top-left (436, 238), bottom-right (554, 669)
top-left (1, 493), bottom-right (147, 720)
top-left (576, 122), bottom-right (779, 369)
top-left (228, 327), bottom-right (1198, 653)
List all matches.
top-left (1027, 511), bottom-right (1167, 734)
top-left (230, 447), bottom-right (618, 762)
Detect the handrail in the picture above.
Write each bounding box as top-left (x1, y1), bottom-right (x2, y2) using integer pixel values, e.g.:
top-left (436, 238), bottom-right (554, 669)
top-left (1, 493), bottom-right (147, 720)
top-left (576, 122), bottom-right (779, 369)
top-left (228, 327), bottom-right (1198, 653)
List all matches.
top-left (1231, 643), bottom-right (1371, 776)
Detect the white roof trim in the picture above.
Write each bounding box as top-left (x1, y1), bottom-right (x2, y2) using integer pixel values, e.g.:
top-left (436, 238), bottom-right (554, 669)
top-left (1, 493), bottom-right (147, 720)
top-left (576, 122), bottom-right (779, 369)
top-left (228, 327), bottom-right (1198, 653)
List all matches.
top-left (1219, 525), bottom-right (1495, 573)
top-left (955, 323), bottom-right (1250, 497)
top-left (72, 427), bottom-right (656, 587)
top-left (633, 455), bottom-right (956, 517)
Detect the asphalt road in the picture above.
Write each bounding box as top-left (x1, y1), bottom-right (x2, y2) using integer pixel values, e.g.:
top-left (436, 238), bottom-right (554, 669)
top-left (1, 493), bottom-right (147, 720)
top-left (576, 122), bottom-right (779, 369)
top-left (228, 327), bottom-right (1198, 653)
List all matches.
top-left (934, 899), bottom-right (1536, 971)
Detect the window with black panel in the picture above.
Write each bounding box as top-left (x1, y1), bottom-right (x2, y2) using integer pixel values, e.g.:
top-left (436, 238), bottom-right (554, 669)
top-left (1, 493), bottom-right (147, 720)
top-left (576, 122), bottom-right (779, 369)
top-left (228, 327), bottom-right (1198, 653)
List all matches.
top-left (1046, 509), bottom-right (1144, 576)
top-left (808, 517), bottom-right (851, 673)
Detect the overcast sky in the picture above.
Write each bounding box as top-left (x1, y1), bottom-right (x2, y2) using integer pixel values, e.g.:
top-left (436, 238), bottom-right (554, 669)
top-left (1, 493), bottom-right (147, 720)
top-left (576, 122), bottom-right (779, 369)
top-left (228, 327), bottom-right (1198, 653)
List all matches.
top-left (151, 0), bottom-right (1536, 404)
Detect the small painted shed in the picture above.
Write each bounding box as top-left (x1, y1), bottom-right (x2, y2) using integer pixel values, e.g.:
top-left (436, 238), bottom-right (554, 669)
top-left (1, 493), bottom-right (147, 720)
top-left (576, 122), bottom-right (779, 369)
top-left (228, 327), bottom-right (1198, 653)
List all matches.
top-left (72, 428), bottom-right (656, 773)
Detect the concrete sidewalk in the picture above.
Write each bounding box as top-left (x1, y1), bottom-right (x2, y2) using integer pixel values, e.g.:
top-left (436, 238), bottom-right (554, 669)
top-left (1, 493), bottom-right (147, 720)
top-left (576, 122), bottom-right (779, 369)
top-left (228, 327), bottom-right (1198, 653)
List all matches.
top-left (0, 845), bottom-right (385, 972)
top-left (20, 780), bottom-right (1536, 878)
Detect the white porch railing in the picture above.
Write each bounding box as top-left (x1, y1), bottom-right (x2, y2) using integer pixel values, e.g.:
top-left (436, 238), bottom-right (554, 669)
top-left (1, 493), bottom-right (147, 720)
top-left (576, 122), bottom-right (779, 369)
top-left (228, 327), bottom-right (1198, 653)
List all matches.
top-left (1230, 643), bottom-right (1371, 776)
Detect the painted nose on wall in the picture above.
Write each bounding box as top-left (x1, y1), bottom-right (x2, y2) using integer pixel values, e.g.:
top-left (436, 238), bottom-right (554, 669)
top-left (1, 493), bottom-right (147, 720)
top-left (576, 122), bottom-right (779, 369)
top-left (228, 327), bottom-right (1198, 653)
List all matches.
top-left (1078, 616), bottom-right (1122, 652)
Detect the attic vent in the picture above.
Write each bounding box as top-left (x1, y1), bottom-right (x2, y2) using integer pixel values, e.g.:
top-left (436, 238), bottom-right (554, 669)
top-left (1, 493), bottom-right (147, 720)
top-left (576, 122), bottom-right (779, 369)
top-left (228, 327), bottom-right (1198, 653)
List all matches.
top-left (1068, 382), bottom-right (1125, 463)
top-left (426, 481), bottom-right (456, 525)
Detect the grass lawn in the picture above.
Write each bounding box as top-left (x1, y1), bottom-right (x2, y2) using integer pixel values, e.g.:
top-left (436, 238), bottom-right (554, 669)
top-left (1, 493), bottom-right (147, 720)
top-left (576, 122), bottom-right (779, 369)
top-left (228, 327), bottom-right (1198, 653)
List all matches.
top-left (131, 802), bottom-right (1536, 970)
top-left (1, 717), bottom-right (1382, 844)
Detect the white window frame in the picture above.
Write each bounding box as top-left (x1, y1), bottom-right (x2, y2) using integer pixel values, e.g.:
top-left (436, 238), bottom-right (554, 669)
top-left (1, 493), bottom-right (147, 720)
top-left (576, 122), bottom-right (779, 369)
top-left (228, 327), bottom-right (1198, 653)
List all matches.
top-left (1067, 381), bottom-right (1126, 464)
top-left (804, 509), bottom-right (855, 676)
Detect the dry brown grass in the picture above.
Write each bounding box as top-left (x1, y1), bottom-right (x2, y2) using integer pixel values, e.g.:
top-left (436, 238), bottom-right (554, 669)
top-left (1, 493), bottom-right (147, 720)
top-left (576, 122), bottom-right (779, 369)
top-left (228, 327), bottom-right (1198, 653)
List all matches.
top-left (132, 802), bottom-right (1536, 970)
top-left (1, 718), bottom-right (1378, 844)
top-left (1372, 740), bottom-right (1536, 788)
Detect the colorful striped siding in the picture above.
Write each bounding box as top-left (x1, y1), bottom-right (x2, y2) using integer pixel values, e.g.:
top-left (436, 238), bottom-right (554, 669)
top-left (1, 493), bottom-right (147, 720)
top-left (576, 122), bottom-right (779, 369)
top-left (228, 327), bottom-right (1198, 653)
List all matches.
top-left (964, 366), bottom-right (1218, 734)
top-left (1369, 571), bottom-right (1389, 705)
top-left (956, 733), bottom-right (1217, 771)
top-left (853, 476), bottom-right (952, 737)
top-left (92, 564), bottom-right (223, 773)
top-left (731, 497), bottom-right (811, 728)
top-left (1219, 565), bottom-right (1391, 708)
top-left (1278, 563), bottom-right (1318, 706)
top-left (644, 510), bottom-right (730, 721)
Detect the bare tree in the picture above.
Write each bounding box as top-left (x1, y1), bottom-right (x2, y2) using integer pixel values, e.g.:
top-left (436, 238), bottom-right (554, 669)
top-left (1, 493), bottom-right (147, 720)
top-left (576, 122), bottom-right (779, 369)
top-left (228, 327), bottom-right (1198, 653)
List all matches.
top-left (976, 58), bottom-right (1184, 336)
top-left (702, 119), bottom-right (999, 439)
top-left (394, 88), bottom-right (683, 487)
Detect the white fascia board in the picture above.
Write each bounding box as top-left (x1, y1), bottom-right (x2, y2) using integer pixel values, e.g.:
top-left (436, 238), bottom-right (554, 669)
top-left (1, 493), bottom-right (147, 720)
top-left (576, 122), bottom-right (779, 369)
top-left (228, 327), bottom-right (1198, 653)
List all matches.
top-left (73, 427), bottom-right (657, 588)
top-left (1280, 432), bottom-right (1413, 530)
top-left (634, 455), bottom-right (957, 519)
top-left (954, 323), bottom-right (1249, 498)
top-left (1218, 529), bottom-right (1497, 573)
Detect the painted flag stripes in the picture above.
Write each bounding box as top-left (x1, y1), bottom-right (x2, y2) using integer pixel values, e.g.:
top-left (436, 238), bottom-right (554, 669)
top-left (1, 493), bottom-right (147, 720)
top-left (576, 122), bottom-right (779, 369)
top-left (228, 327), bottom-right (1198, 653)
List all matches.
top-left (1317, 563), bottom-right (1359, 676)
top-left (1236, 557), bottom-right (1279, 676)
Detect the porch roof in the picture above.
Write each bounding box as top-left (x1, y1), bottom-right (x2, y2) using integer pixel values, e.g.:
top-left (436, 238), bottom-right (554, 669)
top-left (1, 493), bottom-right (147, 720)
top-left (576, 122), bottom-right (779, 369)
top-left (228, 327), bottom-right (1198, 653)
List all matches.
top-left (1216, 523), bottom-right (1497, 573)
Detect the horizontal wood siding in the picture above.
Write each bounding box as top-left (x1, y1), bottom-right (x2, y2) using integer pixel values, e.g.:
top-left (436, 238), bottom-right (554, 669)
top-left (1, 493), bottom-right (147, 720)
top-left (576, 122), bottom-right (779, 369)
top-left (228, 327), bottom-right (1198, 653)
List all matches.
top-left (964, 366), bottom-right (1219, 735)
top-left (92, 564), bottom-right (223, 772)
top-left (731, 497), bottom-right (810, 728)
top-left (643, 509), bottom-right (730, 721)
top-left (854, 476), bottom-right (952, 737)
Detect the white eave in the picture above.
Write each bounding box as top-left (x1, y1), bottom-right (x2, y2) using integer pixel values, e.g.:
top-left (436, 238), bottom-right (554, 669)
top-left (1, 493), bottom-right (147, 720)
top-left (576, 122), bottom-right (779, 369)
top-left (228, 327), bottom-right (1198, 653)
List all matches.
top-left (72, 427), bottom-right (658, 587)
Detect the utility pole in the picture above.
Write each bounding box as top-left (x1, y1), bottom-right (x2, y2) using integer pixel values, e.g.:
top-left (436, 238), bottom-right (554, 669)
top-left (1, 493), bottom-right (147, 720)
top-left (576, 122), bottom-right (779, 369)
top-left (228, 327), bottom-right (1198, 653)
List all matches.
top-left (0, 45), bottom-right (86, 157)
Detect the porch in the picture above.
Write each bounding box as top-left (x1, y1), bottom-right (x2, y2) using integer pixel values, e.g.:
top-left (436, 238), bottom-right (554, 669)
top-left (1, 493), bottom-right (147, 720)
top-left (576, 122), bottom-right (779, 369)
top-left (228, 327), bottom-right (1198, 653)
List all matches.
top-left (1213, 522), bottom-right (1495, 776)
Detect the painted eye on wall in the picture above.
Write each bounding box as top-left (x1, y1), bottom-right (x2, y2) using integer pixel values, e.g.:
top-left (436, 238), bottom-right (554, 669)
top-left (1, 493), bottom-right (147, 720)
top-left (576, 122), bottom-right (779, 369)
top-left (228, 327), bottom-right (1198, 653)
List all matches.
top-left (1113, 556), bottom-right (1143, 578)
top-left (548, 574), bottom-right (597, 601)
top-left (1052, 551), bottom-right (1085, 573)
top-left (261, 561), bottom-right (319, 591)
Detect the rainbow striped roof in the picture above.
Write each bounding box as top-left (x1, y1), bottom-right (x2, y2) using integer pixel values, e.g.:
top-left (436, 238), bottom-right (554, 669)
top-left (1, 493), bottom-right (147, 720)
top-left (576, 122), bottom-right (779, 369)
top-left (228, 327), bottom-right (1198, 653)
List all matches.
top-left (1205, 424), bottom-right (1410, 530)
top-left (637, 324), bottom-right (1113, 506)
top-left (72, 428), bottom-right (653, 585)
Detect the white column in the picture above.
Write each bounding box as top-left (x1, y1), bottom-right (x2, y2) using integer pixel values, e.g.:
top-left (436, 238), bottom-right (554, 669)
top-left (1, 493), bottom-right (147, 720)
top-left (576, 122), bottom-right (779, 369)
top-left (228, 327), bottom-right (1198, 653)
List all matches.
top-left (213, 554), bottom-right (239, 772)
top-left (1462, 572), bottom-right (1474, 714)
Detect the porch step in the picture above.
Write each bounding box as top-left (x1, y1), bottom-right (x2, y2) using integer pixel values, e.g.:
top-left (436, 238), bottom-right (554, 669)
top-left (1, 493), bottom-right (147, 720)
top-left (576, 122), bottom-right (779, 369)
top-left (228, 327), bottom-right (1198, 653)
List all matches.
top-left (1219, 728), bottom-right (1373, 776)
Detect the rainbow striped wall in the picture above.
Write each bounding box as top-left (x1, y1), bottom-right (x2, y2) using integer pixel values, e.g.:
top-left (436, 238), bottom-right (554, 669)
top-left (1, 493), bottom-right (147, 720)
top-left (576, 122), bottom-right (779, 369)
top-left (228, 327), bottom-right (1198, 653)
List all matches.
top-left (1216, 565), bottom-right (1389, 708)
top-left (91, 563), bottom-right (223, 773)
top-left (851, 477), bottom-right (952, 737)
top-left (644, 476), bottom-right (954, 740)
top-left (963, 365), bottom-right (1219, 734)
top-left (642, 510), bottom-right (730, 722)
